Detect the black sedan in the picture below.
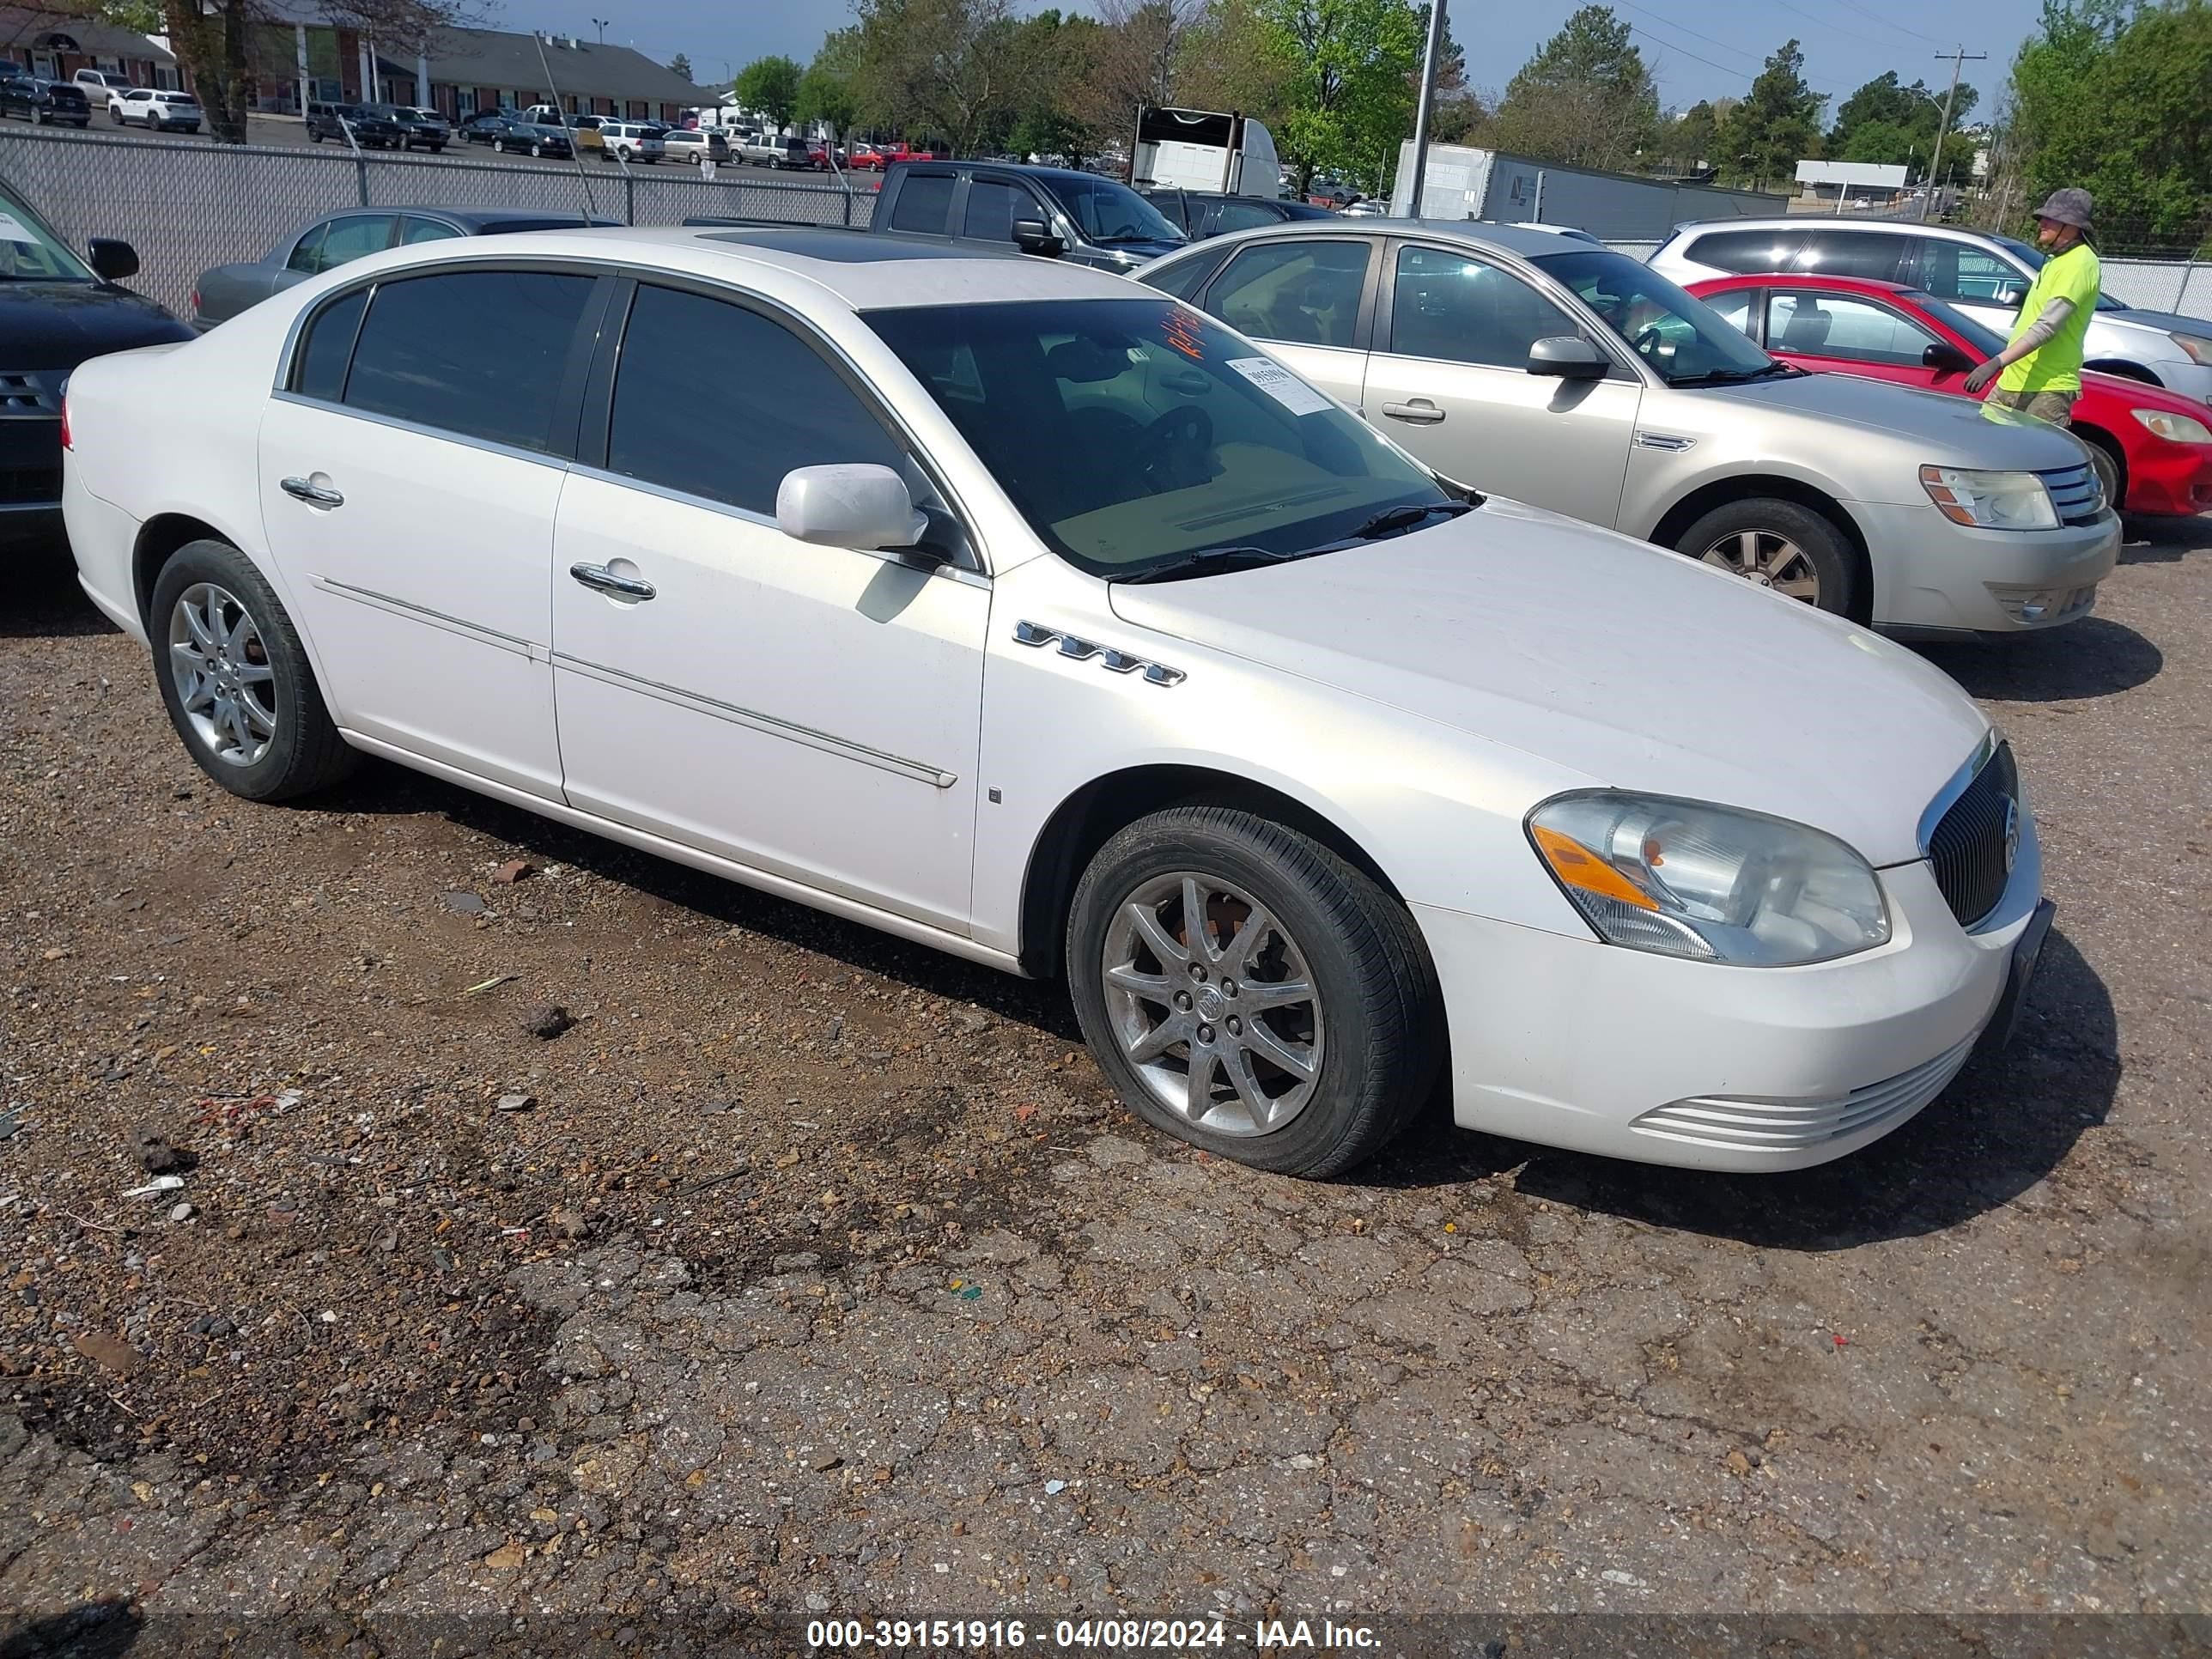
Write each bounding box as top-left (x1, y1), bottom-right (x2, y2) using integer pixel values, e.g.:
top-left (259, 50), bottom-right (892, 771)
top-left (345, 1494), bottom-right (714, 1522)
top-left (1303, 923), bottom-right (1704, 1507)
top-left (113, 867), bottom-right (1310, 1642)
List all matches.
top-left (191, 206), bottom-right (617, 328)
top-left (305, 101), bottom-right (410, 149)
top-left (1, 77), bottom-right (91, 127)
top-left (1139, 189), bottom-right (1339, 239)
top-left (459, 110), bottom-right (571, 157)
top-left (0, 180), bottom-right (190, 553)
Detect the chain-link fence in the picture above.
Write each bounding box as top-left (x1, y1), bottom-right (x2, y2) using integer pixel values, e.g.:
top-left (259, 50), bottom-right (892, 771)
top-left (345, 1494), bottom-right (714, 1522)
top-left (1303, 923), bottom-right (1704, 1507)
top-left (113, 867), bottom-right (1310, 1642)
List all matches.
top-left (0, 128), bottom-right (877, 317)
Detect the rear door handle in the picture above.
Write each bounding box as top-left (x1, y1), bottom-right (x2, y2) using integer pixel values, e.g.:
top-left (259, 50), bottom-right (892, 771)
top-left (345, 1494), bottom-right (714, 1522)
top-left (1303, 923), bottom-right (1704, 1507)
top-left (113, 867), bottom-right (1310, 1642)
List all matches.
top-left (569, 562), bottom-right (657, 602)
top-left (1381, 399), bottom-right (1444, 424)
top-left (279, 475), bottom-right (344, 507)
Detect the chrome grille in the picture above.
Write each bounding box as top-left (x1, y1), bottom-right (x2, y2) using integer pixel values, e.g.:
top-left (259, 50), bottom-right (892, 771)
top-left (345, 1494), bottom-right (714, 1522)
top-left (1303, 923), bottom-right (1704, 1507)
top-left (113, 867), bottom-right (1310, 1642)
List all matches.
top-left (1632, 1033), bottom-right (1976, 1152)
top-left (0, 370), bottom-right (65, 418)
top-left (1927, 739), bottom-right (2019, 927)
top-left (2038, 461), bottom-right (2103, 526)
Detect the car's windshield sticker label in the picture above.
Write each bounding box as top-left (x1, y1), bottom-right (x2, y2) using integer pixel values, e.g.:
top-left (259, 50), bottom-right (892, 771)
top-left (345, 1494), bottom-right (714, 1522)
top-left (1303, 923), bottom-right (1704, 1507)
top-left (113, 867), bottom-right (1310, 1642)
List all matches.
top-left (1161, 309), bottom-right (1206, 362)
top-left (1226, 356), bottom-right (1331, 416)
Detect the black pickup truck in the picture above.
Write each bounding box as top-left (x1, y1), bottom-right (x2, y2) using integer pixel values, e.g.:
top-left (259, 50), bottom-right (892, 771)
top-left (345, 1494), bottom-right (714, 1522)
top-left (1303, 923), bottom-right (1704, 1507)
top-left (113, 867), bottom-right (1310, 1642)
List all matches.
top-left (858, 161), bottom-right (1189, 270)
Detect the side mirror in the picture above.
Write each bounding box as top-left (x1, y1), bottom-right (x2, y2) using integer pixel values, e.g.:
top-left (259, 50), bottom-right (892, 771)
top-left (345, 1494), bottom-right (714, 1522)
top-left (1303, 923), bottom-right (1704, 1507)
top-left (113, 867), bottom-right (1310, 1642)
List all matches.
top-left (1527, 335), bottom-right (1608, 380)
top-left (87, 238), bottom-right (139, 283)
top-left (1011, 217), bottom-right (1064, 258)
top-left (1923, 341), bottom-right (1975, 375)
top-left (775, 464), bottom-right (928, 553)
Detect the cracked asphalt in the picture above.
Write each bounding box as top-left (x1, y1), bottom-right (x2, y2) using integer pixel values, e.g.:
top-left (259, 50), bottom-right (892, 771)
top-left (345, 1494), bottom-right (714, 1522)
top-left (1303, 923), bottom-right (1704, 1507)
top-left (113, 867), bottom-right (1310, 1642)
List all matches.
top-left (0, 517), bottom-right (2207, 1654)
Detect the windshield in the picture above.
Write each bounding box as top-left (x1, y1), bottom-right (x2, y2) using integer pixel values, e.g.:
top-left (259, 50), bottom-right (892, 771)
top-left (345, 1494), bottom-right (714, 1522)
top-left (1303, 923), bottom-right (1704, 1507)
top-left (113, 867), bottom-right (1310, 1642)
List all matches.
top-left (1040, 174), bottom-right (1187, 247)
top-left (1902, 290), bottom-right (2008, 357)
top-left (866, 297), bottom-right (1448, 578)
top-left (1994, 234), bottom-right (2126, 311)
top-left (1532, 248), bottom-right (1776, 385)
top-left (0, 183), bottom-right (93, 282)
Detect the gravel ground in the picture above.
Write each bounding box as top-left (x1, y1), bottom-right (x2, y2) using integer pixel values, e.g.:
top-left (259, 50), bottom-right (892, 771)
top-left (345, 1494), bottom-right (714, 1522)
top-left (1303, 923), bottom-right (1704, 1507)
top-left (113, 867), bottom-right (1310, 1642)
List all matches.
top-left (0, 520), bottom-right (2207, 1652)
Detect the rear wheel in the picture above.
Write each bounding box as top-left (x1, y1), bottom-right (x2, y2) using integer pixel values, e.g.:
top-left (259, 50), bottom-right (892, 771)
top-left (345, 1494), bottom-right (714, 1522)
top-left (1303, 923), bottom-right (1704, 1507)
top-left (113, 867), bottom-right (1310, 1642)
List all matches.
top-left (1067, 806), bottom-right (1442, 1177)
top-left (149, 541), bottom-right (356, 803)
top-left (1675, 496), bottom-right (1858, 618)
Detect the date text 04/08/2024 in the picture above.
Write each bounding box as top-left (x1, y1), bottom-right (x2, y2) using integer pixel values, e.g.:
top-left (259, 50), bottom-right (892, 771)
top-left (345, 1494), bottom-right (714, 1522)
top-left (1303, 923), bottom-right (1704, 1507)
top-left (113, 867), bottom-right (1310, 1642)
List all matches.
top-left (805, 1619), bottom-right (1382, 1649)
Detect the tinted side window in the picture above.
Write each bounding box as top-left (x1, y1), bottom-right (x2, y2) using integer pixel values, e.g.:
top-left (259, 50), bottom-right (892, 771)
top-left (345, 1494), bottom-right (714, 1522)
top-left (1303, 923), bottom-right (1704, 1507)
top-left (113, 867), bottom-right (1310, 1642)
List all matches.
top-left (963, 178), bottom-right (1033, 242)
top-left (1142, 248), bottom-right (1227, 302)
top-left (1144, 191), bottom-right (1189, 233)
top-left (1387, 245), bottom-right (1574, 367)
top-left (401, 216), bottom-right (465, 245)
top-left (343, 270), bottom-right (597, 453)
top-left (1793, 230), bottom-right (1909, 283)
top-left (1913, 237), bottom-right (2022, 303)
top-left (1685, 229), bottom-right (1804, 275)
top-left (1703, 288), bottom-right (1756, 338)
top-left (1206, 240), bottom-right (1370, 349)
top-left (286, 223), bottom-right (329, 274)
top-left (319, 215), bottom-right (395, 269)
top-left (890, 172), bottom-right (957, 233)
top-left (1210, 199), bottom-right (1284, 235)
top-left (605, 283), bottom-right (905, 517)
top-left (294, 287), bottom-right (368, 402)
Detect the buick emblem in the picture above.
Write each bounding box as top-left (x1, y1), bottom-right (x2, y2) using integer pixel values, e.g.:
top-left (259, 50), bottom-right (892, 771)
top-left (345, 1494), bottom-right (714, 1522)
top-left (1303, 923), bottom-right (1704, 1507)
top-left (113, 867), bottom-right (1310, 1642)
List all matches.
top-left (2002, 799), bottom-right (2021, 874)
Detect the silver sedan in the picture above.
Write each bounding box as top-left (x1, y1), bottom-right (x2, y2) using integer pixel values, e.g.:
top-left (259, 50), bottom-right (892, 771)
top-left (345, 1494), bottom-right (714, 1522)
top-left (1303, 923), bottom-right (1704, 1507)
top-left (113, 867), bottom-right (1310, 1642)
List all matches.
top-left (1141, 221), bottom-right (2119, 636)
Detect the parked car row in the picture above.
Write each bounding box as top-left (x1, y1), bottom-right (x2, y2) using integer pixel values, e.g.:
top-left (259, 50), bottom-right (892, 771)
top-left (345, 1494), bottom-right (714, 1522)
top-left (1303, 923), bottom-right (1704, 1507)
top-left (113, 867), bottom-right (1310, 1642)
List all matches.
top-left (0, 75), bottom-right (90, 126)
top-left (56, 219), bottom-right (2068, 1183)
top-left (307, 101), bottom-right (447, 151)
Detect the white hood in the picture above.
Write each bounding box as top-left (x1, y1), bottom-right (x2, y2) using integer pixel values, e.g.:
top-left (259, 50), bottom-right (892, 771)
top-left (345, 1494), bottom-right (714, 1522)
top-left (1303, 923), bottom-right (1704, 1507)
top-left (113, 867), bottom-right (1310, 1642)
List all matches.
top-left (1109, 500), bottom-right (1989, 866)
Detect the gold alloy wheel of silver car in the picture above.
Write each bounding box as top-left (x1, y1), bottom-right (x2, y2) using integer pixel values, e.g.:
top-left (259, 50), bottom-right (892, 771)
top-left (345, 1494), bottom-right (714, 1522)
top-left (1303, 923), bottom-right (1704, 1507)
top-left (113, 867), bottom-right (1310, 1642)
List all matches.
top-left (1698, 528), bottom-right (1823, 605)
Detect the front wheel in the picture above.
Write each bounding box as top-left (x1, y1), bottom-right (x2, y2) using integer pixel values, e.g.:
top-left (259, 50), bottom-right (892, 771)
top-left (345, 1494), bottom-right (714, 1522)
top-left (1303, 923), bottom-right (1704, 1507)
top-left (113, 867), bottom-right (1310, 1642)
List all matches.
top-left (529, 140), bottom-right (543, 157)
top-left (2081, 432), bottom-right (2124, 513)
top-left (1067, 806), bottom-right (1442, 1176)
top-left (149, 541), bottom-right (356, 803)
top-left (1674, 496), bottom-right (1858, 617)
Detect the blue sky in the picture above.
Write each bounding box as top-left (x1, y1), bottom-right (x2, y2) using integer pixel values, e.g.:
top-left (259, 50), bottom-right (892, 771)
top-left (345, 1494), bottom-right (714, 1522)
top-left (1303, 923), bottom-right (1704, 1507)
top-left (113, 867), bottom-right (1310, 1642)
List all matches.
top-left (522, 0), bottom-right (2048, 115)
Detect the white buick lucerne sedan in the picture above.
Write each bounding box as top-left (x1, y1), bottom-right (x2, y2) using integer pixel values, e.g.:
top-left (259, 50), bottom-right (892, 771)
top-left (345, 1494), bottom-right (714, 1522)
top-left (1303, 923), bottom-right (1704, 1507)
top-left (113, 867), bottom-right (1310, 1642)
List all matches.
top-left (62, 226), bottom-right (2053, 1176)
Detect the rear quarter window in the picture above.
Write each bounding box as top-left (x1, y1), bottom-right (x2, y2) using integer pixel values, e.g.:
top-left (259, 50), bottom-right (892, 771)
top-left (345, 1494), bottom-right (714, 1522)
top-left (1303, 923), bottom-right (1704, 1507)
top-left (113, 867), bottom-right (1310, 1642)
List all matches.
top-left (1685, 229), bottom-right (1806, 275)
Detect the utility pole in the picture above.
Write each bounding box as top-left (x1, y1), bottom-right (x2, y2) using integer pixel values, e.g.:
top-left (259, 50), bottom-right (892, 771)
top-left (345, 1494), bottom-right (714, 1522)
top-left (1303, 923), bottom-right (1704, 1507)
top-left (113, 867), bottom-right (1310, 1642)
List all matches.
top-left (1407, 0), bottom-right (1448, 217)
top-left (1921, 44), bottom-right (1985, 222)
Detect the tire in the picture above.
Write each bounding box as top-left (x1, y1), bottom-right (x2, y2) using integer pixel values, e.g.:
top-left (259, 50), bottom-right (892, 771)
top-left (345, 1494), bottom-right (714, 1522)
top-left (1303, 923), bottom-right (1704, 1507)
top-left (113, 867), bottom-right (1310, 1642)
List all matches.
top-left (1674, 495), bottom-right (1859, 618)
top-left (149, 540), bottom-right (356, 804)
top-left (529, 141), bottom-right (543, 158)
top-left (2080, 429), bottom-right (2125, 512)
top-left (110, 106), bottom-right (122, 124)
top-left (310, 126), bottom-right (322, 142)
top-left (494, 137), bottom-right (507, 153)
top-left (1066, 806), bottom-right (1442, 1177)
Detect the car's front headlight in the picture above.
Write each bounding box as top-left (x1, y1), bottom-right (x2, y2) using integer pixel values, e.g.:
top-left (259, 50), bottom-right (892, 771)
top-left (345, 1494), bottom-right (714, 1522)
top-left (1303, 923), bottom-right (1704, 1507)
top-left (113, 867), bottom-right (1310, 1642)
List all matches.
top-left (1920, 465), bottom-right (2058, 530)
top-left (1527, 793), bottom-right (1891, 967)
top-left (2131, 406), bottom-right (2212, 444)
top-left (2168, 331), bottom-right (2212, 367)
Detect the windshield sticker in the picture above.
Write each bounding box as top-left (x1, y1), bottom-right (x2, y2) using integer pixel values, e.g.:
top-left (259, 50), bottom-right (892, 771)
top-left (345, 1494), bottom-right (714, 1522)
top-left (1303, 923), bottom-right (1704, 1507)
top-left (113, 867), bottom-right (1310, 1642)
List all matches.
top-left (1225, 356), bottom-right (1332, 416)
top-left (1161, 308), bottom-right (1206, 362)
top-left (0, 212), bottom-right (37, 244)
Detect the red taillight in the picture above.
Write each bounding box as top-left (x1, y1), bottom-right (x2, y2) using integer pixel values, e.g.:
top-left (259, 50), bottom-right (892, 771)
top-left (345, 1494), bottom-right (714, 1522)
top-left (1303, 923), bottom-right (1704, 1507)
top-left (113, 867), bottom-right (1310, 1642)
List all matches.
top-left (190, 287), bottom-right (200, 315)
top-left (59, 392), bottom-right (70, 452)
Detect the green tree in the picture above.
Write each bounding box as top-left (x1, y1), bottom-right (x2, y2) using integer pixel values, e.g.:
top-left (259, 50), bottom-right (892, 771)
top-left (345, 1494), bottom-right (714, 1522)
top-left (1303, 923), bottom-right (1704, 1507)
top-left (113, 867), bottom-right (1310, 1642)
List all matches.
top-left (1248, 0), bottom-right (1425, 192)
top-left (1656, 99), bottom-right (1721, 173)
top-left (1491, 4), bottom-right (1658, 171)
top-left (2007, 0), bottom-right (2212, 246)
top-left (1717, 39), bottom-right (1825, 189)
top-left (796, 28), bottom-right (862, 138)
top-left (668, 52), bottom-right (692, 82)
top-left (854, 0), bottom-right (1036, 155)
top-left (734, 54), bottom-right (804, 127)
top-left (1827, 70), bottom-right (1976, 182)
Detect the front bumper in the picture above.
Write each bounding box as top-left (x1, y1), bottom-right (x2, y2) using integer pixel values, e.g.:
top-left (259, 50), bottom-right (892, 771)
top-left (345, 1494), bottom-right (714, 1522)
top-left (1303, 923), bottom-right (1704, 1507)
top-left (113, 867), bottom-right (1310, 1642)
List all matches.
top-left (1413, 821), bottom-right (2044, 1172)
top-left (1850, 498), bottom-right (2120, 635)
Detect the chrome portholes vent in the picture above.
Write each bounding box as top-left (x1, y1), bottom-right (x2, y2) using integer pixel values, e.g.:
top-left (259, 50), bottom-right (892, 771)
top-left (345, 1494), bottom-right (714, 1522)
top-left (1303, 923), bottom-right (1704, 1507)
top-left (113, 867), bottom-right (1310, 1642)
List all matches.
top-left (1014, 620), bottom-right (1186, 687)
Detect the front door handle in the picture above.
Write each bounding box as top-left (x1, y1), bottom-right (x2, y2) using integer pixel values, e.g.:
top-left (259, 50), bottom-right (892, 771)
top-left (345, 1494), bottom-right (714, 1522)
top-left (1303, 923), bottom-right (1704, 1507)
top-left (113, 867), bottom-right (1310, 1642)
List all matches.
top-left (1381, 399), bottom-right (1445, 424)
top-left (569, 562), bottom-right (657, 602)
top-left (279, 475), bottom-right (344, 507)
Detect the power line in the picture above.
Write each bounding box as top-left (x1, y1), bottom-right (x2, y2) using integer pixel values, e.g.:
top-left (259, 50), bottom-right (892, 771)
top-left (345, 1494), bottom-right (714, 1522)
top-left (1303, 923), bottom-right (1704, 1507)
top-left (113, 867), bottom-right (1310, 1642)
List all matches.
top-left (1611, 0), bottom-right (1765, 70)
top-left (1832, 0), bottom-right (1948, 47)
top-left (1624, 23), bottom-right (1844, 98)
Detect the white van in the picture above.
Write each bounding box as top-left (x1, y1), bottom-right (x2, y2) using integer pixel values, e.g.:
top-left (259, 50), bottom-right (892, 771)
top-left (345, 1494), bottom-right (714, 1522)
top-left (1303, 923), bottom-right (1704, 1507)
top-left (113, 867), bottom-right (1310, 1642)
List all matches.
top-left (1131, 106), bottom-right (1283, 198)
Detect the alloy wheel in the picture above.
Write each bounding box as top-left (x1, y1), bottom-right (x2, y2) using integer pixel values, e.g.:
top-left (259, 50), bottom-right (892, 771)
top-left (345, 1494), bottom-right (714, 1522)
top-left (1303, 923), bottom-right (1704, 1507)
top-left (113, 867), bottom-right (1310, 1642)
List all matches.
top-left (1101, 871), bottom-right (1324, 1137)
top-left (1699, 528), bottom-right (1821, 604)
top-left (167, 582), bottom-right (277, 767)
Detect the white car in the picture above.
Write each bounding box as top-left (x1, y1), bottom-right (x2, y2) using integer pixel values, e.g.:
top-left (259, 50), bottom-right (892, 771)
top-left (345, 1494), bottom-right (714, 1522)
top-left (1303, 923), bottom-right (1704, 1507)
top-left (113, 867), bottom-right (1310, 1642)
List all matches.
top-left (1649, 218), bottom-right (2212, 408)
top-left (111, 87), bottom-right (201, 131)
top-left (60, 227), bottom-right (2053, 1176)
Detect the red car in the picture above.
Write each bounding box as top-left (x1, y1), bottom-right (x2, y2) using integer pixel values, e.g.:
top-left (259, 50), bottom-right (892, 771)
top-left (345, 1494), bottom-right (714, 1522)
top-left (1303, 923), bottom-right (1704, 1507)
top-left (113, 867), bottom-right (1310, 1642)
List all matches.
top-left (1688, 273), bottom-right (2212, 518)
top-left (848, 143), bottom-right (886, 170)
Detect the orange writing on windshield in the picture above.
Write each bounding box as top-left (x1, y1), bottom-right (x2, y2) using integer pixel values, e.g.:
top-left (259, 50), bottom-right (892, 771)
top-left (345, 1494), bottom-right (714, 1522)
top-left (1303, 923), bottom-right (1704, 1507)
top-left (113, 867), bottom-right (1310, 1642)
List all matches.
top-left (1162, 308), bottom-right (1206, 362)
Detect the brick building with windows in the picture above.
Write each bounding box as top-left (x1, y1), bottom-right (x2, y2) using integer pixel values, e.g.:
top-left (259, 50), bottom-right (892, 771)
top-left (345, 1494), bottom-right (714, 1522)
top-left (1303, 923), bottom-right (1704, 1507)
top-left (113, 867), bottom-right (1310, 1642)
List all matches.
top-left (0, 8), bottom-right (180, 89)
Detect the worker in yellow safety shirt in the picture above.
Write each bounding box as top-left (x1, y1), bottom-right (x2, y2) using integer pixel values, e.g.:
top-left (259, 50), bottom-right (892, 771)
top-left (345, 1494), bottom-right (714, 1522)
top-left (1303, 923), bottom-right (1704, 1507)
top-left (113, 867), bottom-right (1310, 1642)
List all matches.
top-left (1962, 188), bottom-right (2102, 427)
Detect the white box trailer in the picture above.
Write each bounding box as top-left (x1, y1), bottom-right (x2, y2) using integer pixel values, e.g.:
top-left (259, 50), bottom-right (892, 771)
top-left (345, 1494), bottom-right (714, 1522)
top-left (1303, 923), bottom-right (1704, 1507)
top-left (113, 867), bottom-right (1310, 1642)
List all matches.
top-left (1132, 106), bottom-right (1283, 198)
top-left (1389, 144), bottom-right (1787, 240)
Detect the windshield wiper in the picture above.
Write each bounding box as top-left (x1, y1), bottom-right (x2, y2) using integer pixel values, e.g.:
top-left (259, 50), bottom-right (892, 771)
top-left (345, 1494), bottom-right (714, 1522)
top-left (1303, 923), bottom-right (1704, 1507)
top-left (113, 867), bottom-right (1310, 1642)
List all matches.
top-left (1115, 544), bottom-right (1302, 584)
top-left (1669, 362), bottom-right (1799, 388)
top-left (1341, 500), bottom-right (1474, 541)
